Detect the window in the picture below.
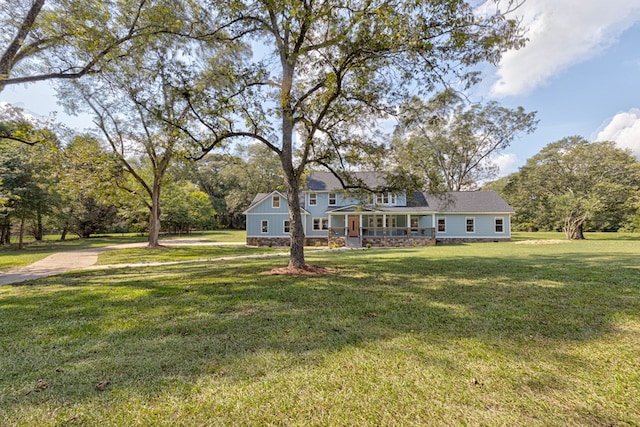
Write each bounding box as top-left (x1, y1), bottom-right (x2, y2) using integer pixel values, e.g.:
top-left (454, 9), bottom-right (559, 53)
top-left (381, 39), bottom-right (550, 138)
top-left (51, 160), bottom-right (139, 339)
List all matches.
top-left (328, 193), bottom-right (337, 205)
top-left (261, 220), bottom-right (269, 234)
top-left (437, 218), bottom-right (446, 232)
top-left (272, 194), bottom-right (280, 208)
top-left (308, 193), bottom-right (317, 206)
top-left (283, 220), bottom-right (290, 233)
top-left (410, 217), bottom-right (419, 229)
top-left (374, 193), bottom-right (395, 205)
top-left (495, 217), bottom-right (504, 233)
top-left (466, 217), bottom-right (475, 233)
top-left (386, 217), bottom-right (397, 228)
top-left (313, 218), bottom-right (328, 230)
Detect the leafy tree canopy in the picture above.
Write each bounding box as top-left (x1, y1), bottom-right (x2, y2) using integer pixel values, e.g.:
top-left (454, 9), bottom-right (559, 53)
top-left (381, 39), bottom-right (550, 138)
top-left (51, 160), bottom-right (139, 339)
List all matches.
top-left (503, 136), bottom-right (640, 239)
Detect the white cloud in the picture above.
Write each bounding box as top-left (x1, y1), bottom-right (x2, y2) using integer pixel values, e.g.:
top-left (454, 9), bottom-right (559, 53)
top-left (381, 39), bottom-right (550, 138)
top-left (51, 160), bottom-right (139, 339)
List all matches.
top-left (493, 152), bottom-right (519, 176)
top-left (490, 0), bottom-right (640, 97)
top-left (596, 108), bottom-right (640, 158)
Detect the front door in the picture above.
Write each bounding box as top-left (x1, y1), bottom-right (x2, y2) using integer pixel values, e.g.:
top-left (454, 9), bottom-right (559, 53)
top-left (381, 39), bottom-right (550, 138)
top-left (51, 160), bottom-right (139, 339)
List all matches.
top-left (348, 217), bottom-right (359, 237)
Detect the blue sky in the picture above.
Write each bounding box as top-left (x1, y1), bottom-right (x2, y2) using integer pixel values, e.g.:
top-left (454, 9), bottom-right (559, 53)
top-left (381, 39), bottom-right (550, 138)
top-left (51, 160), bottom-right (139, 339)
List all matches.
top-left (2, 0), bottom-right (640, 177)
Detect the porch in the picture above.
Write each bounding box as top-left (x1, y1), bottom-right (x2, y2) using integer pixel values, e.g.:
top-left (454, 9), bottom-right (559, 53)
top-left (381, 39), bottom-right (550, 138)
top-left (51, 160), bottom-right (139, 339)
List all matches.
top-left (327, 212), bottom-right (436, 247)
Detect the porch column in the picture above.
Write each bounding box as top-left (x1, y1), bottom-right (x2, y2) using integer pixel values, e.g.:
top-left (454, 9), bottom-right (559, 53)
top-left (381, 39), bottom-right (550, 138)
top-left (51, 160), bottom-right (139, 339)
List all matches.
top-left (383, 214), bottom-right (387, 237)
top-left (407, 214), bottom-right (411, 236)
top-left (344, 214), bottom-right (348, 236)
top-left (359, 214), bottom-right (363, 235)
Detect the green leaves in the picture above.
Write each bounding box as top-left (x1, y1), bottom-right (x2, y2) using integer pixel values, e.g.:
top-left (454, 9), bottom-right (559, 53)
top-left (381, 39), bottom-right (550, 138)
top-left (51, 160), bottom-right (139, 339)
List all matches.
top-left (504, 137), bottom-right (640, 237)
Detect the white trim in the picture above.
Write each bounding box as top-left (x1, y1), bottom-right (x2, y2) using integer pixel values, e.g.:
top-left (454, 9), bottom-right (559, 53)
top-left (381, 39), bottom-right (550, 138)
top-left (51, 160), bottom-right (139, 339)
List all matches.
top-left (272, 194), bottom-right (281, 208)
top-left (308, 193), bottom-right (317, 206)
top-left (312, 217), bottom-right (329, 230)
top-left (494, 217), bottom-right (505, 234)
top-left (283, 219), bottom-right (290, 233)
top-left (465, 217), bottom-right (476, 233)
top-left (243, 190), bottom-right (311, 215)
top-left (437, 217), bottom-right (446, 233)
top-left (245, 213), bottom-right (290, 216)
top-left (261, 220), bottom-right (269, 234)
top-left (328, 193), bottom-right (337, 206)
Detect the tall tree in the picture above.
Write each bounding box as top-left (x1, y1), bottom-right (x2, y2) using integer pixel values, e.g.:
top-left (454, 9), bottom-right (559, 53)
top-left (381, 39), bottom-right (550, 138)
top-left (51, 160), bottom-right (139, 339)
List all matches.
top-left (392, 90), bottom-right (537, 191)
top-left (504, 137), bottom-right (640, 239)
top-left (180, 0), bottom-right (527, 269)
top-left (67, 25), bottom-right (242, 246)
top-left (0, 0), bottom-right (193, 92)
top-left (54, 133), bottom-right (122, 239)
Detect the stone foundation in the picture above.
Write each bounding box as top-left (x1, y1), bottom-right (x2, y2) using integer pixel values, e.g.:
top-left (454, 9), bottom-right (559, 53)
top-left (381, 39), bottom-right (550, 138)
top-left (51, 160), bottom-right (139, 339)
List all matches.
top-left (437, 237), bottom-right (511, 244)
top-left (361, 237), bottom-right (436, 248)
top-left (246, 237), bottom-right (329, 247)
top-left (246, 237), bottom-right (290, 247)
top-left (328, 236), bottom-right (346, 247)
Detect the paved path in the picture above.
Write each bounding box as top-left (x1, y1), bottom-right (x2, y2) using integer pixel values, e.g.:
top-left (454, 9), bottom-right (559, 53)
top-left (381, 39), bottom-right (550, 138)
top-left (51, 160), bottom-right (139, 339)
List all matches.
top-left (0, 239), bottom-right (247, 285)
top-left (0, 239), bottom-right (356, 285)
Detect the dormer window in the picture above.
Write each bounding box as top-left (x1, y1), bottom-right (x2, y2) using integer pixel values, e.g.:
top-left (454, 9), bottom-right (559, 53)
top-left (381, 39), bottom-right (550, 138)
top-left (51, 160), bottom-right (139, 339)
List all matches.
top-left (309, 193), bottom-right (317, 206)
top-left (272, 194), bottom-right (280, 208)
top-left (375, 193), bottom-right (396, 206)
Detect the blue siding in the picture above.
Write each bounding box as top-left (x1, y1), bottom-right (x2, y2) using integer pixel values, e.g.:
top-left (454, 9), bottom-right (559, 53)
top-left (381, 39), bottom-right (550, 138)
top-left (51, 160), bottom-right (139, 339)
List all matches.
top-left (435, 214), bottom-right (510, 238)
top-left (246, 213), bottom-right (292, 237)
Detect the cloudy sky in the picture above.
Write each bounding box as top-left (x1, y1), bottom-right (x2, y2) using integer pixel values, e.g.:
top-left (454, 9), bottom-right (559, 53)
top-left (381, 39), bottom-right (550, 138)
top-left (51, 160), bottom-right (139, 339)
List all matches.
top-left (479, 0), bottom-right (640, 174)
top-left (2, 0), bottom-right (640, 177)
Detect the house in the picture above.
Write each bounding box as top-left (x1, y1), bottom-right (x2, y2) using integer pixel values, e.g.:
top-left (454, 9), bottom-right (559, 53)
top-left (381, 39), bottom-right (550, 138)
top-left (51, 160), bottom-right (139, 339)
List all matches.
top-left (244, 171), bottom-right (514, 247)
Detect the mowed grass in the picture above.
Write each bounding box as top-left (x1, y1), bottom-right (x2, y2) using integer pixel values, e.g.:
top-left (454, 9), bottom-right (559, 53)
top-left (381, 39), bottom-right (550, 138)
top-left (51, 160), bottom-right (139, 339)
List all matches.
top-left (0, 230), bottom-right (247, 271)
top-left (95, 245), bottom-right (285, 265)
top-left (1, 237), bottom-right (639, 426)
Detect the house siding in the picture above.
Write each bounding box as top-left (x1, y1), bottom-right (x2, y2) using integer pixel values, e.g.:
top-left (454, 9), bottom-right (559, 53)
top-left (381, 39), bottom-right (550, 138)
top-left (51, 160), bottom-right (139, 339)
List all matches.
top-left (245, 176), bottom-right (514, 247)
top-left (435, 214), bottom-right (511, 240)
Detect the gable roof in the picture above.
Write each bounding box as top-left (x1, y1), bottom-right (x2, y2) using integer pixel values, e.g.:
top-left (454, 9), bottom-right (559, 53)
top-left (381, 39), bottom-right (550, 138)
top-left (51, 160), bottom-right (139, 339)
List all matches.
top-left (422, 191), bottom-right (514, 213)
top-left (306, 171), bottom-right (386, 191)
top-left (243, 191), bottom-right (309, 214)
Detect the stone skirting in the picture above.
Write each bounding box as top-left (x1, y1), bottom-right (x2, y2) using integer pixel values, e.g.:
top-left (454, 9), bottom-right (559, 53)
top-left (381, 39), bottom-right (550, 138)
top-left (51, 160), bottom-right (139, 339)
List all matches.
top-left (246, 237), bottom-right (329, 247)
top-left (246, 237), bottom-right (290, 247)
top-left (248, 236), bottom-right (508, 247)
top-left (362, 237), bottom-right (436, 248)
top-left (437, 237), bottom-right (511, 244)
top-left (328, 236), bottom-right (346, 247)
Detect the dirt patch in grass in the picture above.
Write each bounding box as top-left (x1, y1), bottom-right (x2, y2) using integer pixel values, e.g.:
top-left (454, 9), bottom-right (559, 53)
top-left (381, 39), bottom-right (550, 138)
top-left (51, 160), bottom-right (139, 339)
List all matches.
top-left (264, 264), bottom-right (332, 275)
top-left (515, 239), bottom-right (568, 245)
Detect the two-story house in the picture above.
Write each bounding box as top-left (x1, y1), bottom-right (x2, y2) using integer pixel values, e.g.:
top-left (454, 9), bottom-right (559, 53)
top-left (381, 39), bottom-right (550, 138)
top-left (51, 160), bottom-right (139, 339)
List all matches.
top-left (244, 171), bottom-right (514, 247)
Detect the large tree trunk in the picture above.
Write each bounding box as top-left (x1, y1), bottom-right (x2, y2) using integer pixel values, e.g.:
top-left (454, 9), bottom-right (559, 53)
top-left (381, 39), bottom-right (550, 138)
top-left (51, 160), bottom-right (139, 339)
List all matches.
top-left (278, 55), bottom-right (307, 269)
top-left (285, 173), bottom-right (306, 269)
top-left (148, 178), bottom-right (162, 247)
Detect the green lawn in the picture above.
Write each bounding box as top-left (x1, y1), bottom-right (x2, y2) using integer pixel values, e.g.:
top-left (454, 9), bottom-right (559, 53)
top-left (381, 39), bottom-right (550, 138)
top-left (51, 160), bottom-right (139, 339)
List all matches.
top-left (1, 237), bottom-right (639, 426)
top-left (0, 230), bottom-right (247, 271)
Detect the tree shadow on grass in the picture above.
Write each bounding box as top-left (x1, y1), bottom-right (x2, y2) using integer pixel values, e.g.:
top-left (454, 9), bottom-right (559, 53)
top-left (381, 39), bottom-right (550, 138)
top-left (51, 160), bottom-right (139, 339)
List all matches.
top-left (1, 248), bottom-right (639, 415)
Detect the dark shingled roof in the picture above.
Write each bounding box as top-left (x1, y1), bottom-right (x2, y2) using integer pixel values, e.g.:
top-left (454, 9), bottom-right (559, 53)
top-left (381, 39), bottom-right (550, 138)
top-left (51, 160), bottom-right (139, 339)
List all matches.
top-left (306, 171), bottom-right (386, 191)
top-left (422, 191), bottom-right (514, 213)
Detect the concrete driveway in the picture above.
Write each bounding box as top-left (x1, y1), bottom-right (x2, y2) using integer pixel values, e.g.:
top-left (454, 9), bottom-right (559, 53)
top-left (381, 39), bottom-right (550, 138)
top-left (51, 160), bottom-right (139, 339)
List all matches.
top-left (0, 239), bottom-right (245, 285)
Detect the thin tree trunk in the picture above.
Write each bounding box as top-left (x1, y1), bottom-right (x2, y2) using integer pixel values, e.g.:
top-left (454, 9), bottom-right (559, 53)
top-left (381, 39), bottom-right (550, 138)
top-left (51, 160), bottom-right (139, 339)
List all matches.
top-left (148, 177), bottom-right (162, 247)
top-left (18, 215), bottom-right (25, 250)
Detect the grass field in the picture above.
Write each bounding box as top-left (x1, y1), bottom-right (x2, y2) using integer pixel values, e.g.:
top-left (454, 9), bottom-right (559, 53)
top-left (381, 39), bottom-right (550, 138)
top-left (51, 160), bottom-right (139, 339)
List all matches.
top-left (1, 234), bottom-right (639, 425)
top-left (0, 230), bottom-right (247, 271)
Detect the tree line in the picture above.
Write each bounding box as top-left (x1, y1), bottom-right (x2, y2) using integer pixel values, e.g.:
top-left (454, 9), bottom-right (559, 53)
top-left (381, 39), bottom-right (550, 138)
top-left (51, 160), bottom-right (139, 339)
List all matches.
top-left (0, 105), bottom-right (284, 248)
top-left (13, 0), bottom-right (623, 268)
